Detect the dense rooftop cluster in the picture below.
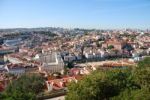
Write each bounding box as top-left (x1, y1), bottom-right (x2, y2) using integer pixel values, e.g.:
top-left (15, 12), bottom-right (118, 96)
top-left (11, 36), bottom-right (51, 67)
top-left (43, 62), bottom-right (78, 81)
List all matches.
top-left (0, 27), bottom-right (150, 99)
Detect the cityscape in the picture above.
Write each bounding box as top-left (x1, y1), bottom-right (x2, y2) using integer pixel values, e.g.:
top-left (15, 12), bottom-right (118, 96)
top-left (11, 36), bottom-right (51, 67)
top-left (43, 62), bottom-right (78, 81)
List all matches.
top-left (0, 0), bottom-right (150, 100)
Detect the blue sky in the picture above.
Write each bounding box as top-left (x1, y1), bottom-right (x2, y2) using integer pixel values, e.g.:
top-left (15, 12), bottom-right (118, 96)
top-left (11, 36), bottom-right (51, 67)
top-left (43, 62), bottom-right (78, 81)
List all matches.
top-left (0, 0), bottom-right (150, 29)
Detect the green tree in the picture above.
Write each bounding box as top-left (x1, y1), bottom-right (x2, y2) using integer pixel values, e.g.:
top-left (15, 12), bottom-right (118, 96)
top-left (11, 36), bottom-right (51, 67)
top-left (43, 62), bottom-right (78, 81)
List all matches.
top-left (111, 88), bottom-right (150, 100)
top-left (65, 57), bottom-right (150, 100)
top-left (67, 62), bottom-right (74, 69)
top-left (107, 45), bottom-right (114, 49)
top-left (66, 70), bottom-right (128, 100)
top-left (133, 67), bottom-right (150, 90)
top-left (2, 75), bottom-right (44, 100)
top-left (112, 57), bottom-right (150, 100)
top-left (138, 57), bottom-right (150, 68)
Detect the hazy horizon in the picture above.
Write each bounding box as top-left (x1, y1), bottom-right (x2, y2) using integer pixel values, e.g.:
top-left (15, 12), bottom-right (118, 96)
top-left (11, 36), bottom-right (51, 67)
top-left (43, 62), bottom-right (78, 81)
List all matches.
top-left (0, 26), bottom-right (149, 30)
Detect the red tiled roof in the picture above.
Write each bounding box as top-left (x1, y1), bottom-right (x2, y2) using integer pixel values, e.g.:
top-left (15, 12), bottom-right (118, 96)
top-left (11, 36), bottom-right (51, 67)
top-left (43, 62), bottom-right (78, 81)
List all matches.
top-left (7, 63), bottom-right (25, 69)
top-left (0, 83), bottom-right (4, 92)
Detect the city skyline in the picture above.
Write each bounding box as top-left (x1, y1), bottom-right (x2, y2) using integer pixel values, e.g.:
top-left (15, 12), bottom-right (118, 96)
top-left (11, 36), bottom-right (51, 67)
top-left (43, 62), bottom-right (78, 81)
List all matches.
top-left (0, 0), bottom-right (150, 29)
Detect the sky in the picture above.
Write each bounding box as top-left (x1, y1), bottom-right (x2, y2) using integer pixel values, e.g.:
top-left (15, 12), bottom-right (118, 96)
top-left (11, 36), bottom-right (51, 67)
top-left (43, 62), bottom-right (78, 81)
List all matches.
top-left (0, 0), bottom-right (150, 29)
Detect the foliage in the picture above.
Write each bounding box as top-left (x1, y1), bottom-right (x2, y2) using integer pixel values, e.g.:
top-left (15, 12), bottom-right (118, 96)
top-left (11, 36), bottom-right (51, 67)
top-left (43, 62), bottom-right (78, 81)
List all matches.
top-left (133, 67), bottom-right (150, 90)
top-left (66, 57), bottom-right (150, 100)
top-left (107, 45), bottom-right (114, 49)
top-left (112, 88), bottom-right (150, 100)
top-left (66, 62), bottom-right (74, 69)
top-left (2, 75), bottom-right (44, 100)
top-left (138, 57), bottom-right (150, 68)
top-left (66, 69), bottom-right (135, 100)
top-left (66, 71), bottom-right (117, 100)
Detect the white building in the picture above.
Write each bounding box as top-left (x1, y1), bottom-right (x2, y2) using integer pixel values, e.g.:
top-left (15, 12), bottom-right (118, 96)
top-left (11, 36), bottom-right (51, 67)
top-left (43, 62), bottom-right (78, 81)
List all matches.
top-left (38, 52), bottom-right (64, 74)
top-left (4, 55), bottom-right (23, 64)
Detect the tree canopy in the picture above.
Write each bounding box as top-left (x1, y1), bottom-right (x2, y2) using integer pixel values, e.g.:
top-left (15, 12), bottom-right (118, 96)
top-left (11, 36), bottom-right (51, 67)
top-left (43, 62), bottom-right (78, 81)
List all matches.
top-left (66, 57), bottom-right (150, 100)
top-left (107, 45), bottom-right (114, 49)
top-left (1, 75), bottom-right (44, 100)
